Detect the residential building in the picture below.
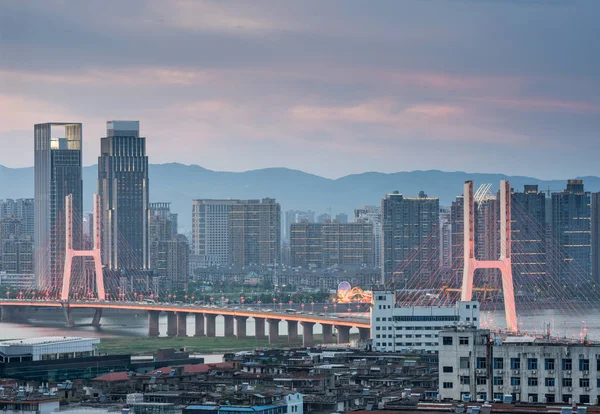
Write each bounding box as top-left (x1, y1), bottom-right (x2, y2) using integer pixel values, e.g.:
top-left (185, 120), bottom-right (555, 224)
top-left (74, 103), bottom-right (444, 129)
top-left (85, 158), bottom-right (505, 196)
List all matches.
top-left (317, 213), bottom-right (331, 223)
top-left (551, 180), bottom-right (592, 282)
top-left (371, 290), bottom-right (479, 353)
top-left (154, 235), bottom-right (190, 291)
top-left (230, 198), bottom-right (281, 267)
top-left (98, 121), bottom-right (150, 272)
top-left (382, 191), bottom-right (439, 286)
top-left (450, 196), bottom-right (464, 286)
top-left (0, 199), bottom-right (34, 239)
top-left (34, 122), bottom-right (83, 289)
top-left (511, 185), bottom-right (547, 286)
top-left (283, 210), bottom-right (315, 242)
top-left (335, 213), bottom-right (348, 223)
top-left (593, 192), bottom-right (600, 283)
top-left (439, 207), bottom-right (452, 279)
top-left (439, 326), bottom-right (600, 405)
top-left (354, 205), bottom-right (382, 268)
top-left (191, 200), bottom-right (239, 267)
top-left (289, 222), bottom-right (373, 268)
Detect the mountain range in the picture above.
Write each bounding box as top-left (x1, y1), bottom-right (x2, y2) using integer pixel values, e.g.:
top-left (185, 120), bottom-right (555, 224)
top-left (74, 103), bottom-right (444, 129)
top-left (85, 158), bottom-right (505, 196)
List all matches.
top-left (1, 163), bottom-right (599, 231)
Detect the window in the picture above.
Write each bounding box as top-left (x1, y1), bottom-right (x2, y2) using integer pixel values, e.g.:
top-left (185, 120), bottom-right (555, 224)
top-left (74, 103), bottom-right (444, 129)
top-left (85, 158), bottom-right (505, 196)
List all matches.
top-left (460, 357), bottom-right (470, 369)
top-left (527, 358), bottom-right (538, 370)
top-left (476, 377), bottom-right (487, 385)
top-left (579, 359), bottom-right (589, 371)
top-left (545, 378), bottom-right (555, 387)
top-left (443, 382), bottom-right (453, 389)
top-left (443, 366), bottom-right (453, 373)
top-left (562, 359), bottom-right (572, 371)
top-left (579, 378), bottom-right (590, 388)
top-left (597, 379), bottom-right (600, 388)
top-left (493, 393), bottom-right (504, 401)
top-left (459, 337), bottom-right (469, 345)
top-left (510, 358), bottom-right (520, 370)
top-left (375, 317), bottom-right (380, 321)
top-left (544, 359), bottom-right (555, 370)
top-left (442, 337), bottom-right (453, 345)
top-left (545, 394), bottom-right (555, 403)
top-left (510, 377), bottom-right (520, 386)
top-left (528, 394), bottom-right (538, 403)
top-left (562, 378), bottom-right (572, 387)
top-left (597, 359), bottom-right (600, 371)
top-left (460, 376), bottom-right (470, 385)
top-left (493, 376), bottom-right (503, 386)
top-left (580, 395), bottom-right (590, 404)
top-left (477, 357), bottom-right (487, 369)
top-left (376, 334), bottom-right (380, 338)
top-left (493, 358), bottom-right (504, 370)
top-left (528, 377), bottom-right (538, 386)
top-left (562, 394), bottom-right (572, 404)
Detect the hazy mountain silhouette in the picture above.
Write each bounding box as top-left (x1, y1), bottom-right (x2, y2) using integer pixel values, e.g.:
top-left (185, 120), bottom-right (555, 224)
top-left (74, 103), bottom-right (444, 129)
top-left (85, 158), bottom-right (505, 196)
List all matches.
top-left (1, 163), bottom-right (599, 231)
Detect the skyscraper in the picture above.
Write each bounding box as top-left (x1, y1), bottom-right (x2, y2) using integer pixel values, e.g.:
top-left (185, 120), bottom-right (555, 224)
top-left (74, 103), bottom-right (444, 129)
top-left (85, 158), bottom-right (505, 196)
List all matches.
top-left (551, 179), bottom-right (591, 282)
top-left (592, 192), bottom-right (600, 283)
top-left (98, 121), bottom-right (149, 273)
top-left (34, 122), bottom-right (83, 289)
top-left (382, 191), bottom-right (439, 286)
top-left (230, 198), bottom-right (281, 267)
top-left (354, 205), bottom-right (382, 268)
top-left (511, 185), bottom-right (547, 286)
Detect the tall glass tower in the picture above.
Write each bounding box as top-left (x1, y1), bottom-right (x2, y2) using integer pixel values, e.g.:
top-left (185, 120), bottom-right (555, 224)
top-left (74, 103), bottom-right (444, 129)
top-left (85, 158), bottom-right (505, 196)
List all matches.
top-left (98, 121), bottom-right (149, 273)
top-left (34, 122), bottom-right (83, 291)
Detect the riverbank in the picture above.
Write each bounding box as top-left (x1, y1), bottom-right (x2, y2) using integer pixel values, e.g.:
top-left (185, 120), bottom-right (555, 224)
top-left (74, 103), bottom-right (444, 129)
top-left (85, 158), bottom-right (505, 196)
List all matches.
top-left (96, 334), bottom-right (352, 355)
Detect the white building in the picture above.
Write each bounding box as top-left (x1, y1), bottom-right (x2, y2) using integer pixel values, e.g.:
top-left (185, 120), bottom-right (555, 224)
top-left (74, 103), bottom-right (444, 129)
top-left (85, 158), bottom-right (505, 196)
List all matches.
top-left (371, 290), bottom-right (479, 353)
top-left (191, 200), bottom-right (239, 267)
top-left (283, 393), bottom-right (303, 414)
top-left (354, 205), bottom-right (382, 268)
top-left (0, 337), bottom-right (99, 363)
top-left (0, 272), bottom-right (35, 289)
top-left (438, 326), bottom-right (600, 405)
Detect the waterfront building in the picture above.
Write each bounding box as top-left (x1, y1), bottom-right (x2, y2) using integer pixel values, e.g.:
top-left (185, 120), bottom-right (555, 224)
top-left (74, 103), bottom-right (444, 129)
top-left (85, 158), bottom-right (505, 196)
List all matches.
top-left (34, 122), bottom-right (83, 289)
top-left (191, 200), bottom-right (239, 267)
top-left (371, 290), bottom-right (479, 353)
top-left (0, 337), bottom-right (99, 363)
top-left (439, 207), bottom-right (452, 280)
top-left (593, 192), bottom-right (600, 283)
top-left (551, 180), bottom-right (591, 282)
top-left (382, 191), bottom-right (439, 286)
top-left (98, 120), bottom-right (150, 273)
top-left (354, 205), bottom-right (382, 268)
top-left (0, 199), bottom-right (34, 239)
top-left (439, 326), bottom-right (600, 405)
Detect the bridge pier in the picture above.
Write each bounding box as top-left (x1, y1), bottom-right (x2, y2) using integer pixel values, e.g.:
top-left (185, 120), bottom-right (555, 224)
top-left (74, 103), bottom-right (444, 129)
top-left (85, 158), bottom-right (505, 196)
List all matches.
top-left (223, 315), bottom-right (234, 337)
top-left (1, 306), bottom-right (28, 323)
top-left (359, 327), bottom-right (370, 341)
top-left (61, 304), bottom-right (74, 327)
top-left (148, 311), bottom-right (160, 336)
top-left (194, 314), bottom-right (205, 336)
top-left (91, 309), bottom-right (103, 327)
top-left (176, 312), bottom-right (187, 337)
top-left (267, 319), bottom-right (280, 343)
top-left (167, 312), bottom-right (177, 336)
top-left (336, 325), bottom-right (351, 344)
top-left (235, 316), bottom-right (248, 338)
top-left (254, 317), bottom-right (266, 339)
top-left (322, 324), bottom-right (333, 344)
top-left (287, 320), bottom-right (298, 343)
top-left (205, 314), bottom-right (216, 337)
top-left (301, 322), bottom-right (315, 347)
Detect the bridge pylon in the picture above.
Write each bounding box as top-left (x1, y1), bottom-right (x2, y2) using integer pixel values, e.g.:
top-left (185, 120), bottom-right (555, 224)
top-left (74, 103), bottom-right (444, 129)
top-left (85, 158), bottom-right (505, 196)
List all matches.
top-left (461, 180), bottom-right (517, 332)
top-left (61, 194), bottom-right (105, 301)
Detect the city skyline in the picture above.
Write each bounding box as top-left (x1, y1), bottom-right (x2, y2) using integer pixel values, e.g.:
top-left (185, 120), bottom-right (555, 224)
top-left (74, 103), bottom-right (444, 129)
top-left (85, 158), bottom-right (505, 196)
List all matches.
top-left (1, 1), bottom-right (600, 179)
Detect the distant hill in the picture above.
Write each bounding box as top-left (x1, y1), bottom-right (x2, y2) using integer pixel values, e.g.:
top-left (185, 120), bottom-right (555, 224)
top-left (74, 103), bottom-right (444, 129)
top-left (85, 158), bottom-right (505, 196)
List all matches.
top-left (1, 163), bottom-right (599, 231)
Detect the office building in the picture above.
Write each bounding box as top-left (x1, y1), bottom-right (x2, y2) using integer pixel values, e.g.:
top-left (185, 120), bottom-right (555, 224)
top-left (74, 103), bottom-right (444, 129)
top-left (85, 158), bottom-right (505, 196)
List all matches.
top-left (551, 180), bottom-right (591, 282)
top-left (191, 200), bottom-right (239, 267)
top-left (439, 326), bottom-right (600, 405)
top-left (511, 185), bottom-right (547, 285)
top-left (371, 290), bottom-right (479, 353)
top-left (230, 198), bottom-right (281, 267)
top-left (98, 121), bottom-right (149, 272)
top-left (34, 122), bottom-right (83, 289)
top-left (382, 191), bottom-right (439, 286)
top-left (354, 205), bottom-right (382, 268)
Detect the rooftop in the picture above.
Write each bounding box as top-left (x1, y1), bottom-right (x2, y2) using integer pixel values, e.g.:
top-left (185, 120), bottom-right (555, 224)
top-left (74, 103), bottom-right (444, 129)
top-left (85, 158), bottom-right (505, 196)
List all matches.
top-left (0, 337), bottom-right (98, 347)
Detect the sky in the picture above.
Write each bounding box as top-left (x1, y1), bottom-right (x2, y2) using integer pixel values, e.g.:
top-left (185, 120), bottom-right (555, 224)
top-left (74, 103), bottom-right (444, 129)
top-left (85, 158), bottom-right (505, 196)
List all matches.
top-left (1, 0), bottom-right (599, 179)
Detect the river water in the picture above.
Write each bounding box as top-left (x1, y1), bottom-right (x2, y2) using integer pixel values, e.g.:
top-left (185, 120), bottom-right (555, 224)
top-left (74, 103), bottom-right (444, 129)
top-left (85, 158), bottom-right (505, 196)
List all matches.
top-left (0, 306), bottom-right (599, 343)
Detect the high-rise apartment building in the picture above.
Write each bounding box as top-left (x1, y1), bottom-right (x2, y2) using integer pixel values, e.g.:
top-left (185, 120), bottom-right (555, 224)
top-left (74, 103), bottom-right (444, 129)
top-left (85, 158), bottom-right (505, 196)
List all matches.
top-left (283, 210), bottom-right (315, 242)
top-left (290, 221), bottom-right (373, 268)
top-left (450, 196), bottom-right (464, 285)
top-left (0, 199), bottom-right (34, 239)
top-left (354, 205), bottom-right (382, 268)
top-left (511, 185), bottom-right (547, 285)
top-left (191, 200), bottom-right (239, 267)
top-left (34, 122), bottom-right (83, 289)
top-left (439, 207), bottom-right (452, 278)
top-left (592, 192), bottom-right (600, 283)
top-left (382, 191), bottom-right (439, 286)
top-left (154, 235), bottom-right (189, 291)
top-left (230, 198), bottom-right (281, 267)
top-left (551, 179), bottom-right (592, 282)
top-left (98, 121), bottom-right (149, 272)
